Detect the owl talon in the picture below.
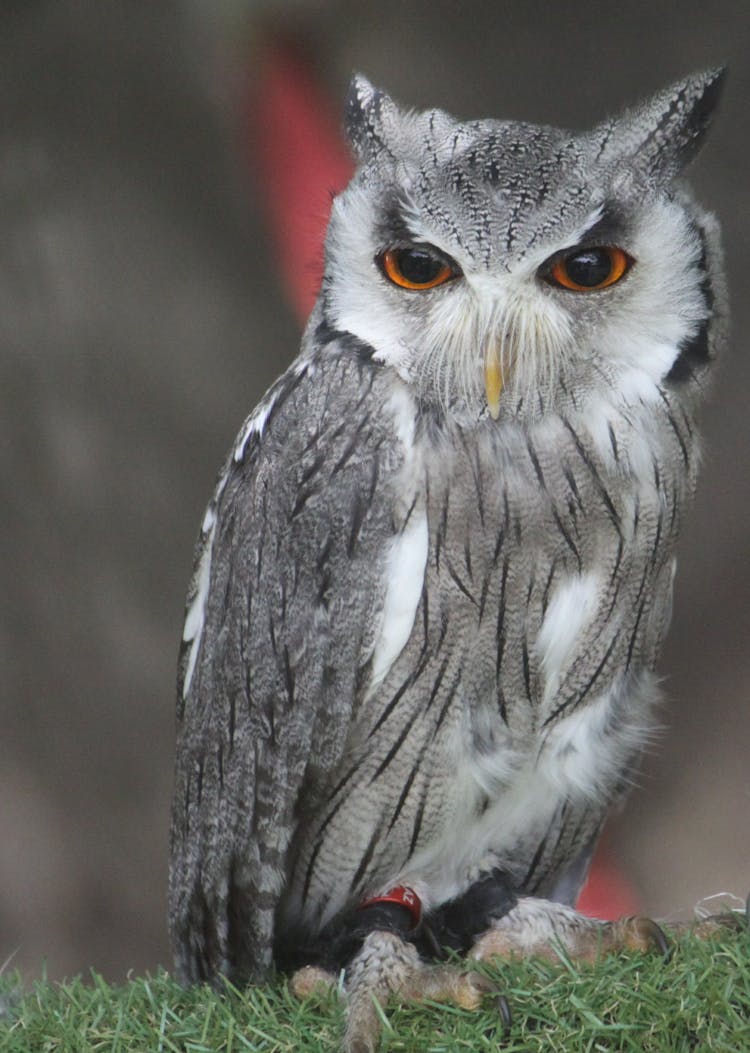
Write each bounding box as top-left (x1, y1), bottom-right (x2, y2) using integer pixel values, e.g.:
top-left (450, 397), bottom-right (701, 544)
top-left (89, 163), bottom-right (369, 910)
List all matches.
top-left (608, 915), bottom-right (671, 959)
top-left (343, 931), bottom-right (503, 1053)
top-left (496, 992), bottom-right (513, 1034)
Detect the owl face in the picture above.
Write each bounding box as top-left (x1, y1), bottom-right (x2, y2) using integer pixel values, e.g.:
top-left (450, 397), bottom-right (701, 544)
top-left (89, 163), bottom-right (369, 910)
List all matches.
top-left (321, 73), bottom-right (723, 422)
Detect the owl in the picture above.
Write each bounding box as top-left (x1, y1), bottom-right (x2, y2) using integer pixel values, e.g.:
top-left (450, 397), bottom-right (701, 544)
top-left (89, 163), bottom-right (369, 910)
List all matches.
top-left (169, 69), bottom-right (727, 1049)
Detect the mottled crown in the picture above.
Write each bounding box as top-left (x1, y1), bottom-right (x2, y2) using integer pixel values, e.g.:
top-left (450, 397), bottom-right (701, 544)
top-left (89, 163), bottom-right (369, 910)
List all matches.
top-left (345, 68), bottom-right (725, 181)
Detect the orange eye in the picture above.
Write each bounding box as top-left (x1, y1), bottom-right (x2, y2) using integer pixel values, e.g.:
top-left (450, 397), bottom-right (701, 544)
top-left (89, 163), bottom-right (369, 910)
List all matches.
top-left (379, 246), bottom-right (459, 290)
top-left (544, 245), bottom-right (633, 292)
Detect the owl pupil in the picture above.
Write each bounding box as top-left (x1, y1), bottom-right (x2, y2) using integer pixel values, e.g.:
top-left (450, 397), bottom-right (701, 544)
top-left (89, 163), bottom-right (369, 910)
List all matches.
top-left (564, 249), bottom-right (612, 287)
top-left (397, 249), bottom-right (442, 284)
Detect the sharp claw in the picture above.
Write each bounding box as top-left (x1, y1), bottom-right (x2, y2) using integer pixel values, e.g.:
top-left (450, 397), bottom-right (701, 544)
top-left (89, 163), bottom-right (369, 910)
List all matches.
top-left (632, 916), bottom-right (672, 960)
top-left (496, 993), bottom-right (513, 1033)
top-left (420, 920), bottom-right (449, 961)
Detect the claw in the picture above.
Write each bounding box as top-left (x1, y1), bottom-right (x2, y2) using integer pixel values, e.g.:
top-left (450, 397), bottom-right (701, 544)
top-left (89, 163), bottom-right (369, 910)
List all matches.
top-left (496, 992), bottom-right (513, 1034)
top-left (613, 915), bottom-right (671, 960)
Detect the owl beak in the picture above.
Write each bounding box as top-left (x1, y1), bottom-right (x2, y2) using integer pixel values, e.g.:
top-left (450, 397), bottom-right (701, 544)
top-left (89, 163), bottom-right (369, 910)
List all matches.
top-left (484, 339), bottom-right (503, 420)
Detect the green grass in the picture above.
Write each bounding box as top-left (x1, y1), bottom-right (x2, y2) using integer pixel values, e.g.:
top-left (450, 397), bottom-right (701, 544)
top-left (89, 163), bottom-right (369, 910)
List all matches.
top-left (1, 928), bottom-right (748, 1052)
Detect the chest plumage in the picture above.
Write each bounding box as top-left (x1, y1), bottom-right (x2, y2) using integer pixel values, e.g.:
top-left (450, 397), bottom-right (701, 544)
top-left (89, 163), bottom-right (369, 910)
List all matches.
top-left (169, 69), bottom-right (725, 988)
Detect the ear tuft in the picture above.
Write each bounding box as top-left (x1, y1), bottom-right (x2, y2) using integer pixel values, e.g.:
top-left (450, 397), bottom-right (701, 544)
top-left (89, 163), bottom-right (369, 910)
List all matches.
top-left (600, 67), bottom-right (726, 180)
top-left (344, 74), bottom-right (398, 163)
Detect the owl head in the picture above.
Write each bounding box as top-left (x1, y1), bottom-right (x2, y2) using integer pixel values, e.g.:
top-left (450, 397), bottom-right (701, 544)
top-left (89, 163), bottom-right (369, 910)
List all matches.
top-left (319, 70), bottom-right (725, 423)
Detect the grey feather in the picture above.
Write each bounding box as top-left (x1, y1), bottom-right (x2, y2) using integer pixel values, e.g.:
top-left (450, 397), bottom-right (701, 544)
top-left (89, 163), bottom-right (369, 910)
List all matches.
top-left (169, 71), bottom-right (726, 985)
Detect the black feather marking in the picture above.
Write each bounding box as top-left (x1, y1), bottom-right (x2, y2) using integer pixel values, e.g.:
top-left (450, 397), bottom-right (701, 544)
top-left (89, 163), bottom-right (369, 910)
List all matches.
top-left (526, 437), bottom-right (547, 490)
top-left (521, 820), bottom-right (553, 890)
top-left (541, 558), bottom-right (558, 616)
top-left (424, 655), bottom-right (451, 714)
top-left (301, 840), bottom-right (323, 904)
top-left (444, 554), bottom-right (480, 607)
top-left (350, 826), bottom-right (381, 893)
top-left (478, 572), bottom-right (492, 622)
top-left (409, 793), bottom-right (427, 856)
top-left (551, 507), bottom-right (581, 566)
top-left (434, 493), bottom-right (449, 569)
top-left (495, 554), bottom-right (509, 677)
top-left (657, 388), bottom-right (690, 466)
top-left (464, 536), bottom-right (473, 581)
top-left (525, 569), bottom-right (536, 608)
top-left (492, 526), bottom-right (505, 567)
top-left (432, 669), bottom-right (462, 737)
top-left (563, 465), bottom-right (584, 514)
top-left (314, 318), bottom-right (378, 362)
top-left (625, 591), bottom-right (650, 671)
top-left (299, 449), bottom-right (327, 487)
top-left (326, 761), bottom-right (361, 804)
top-left (608, 422), bottom-right (620, 463)
top-left (369, 671), bottom-right (418, 738)
top-left (602, 538), bottom-right (625, 623)
top-left (283, 646), bottom-right (295, 708)
top-left (370, 718), bottom-right (415, 782)
top-left (387, 745), bottom-right (426, 833)
top-left (522, 639), bottom-right (532, 702)
top-left (290, 485), bottom-right (316, 520)
top-left (543, 634), bottom-right (619, 727)
top-left (562, 419), bottom-right (621, 532)
top-left (330, 418), bottom-right (369, 476)
top-left (348, 450), bottom-right (381, 557)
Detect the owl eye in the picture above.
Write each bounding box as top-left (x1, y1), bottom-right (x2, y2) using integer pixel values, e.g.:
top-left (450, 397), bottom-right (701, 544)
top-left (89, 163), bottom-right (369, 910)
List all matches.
top-left (379, 246), bottom-right (459, 290)
top-left (543, 246), bottom-right (633, 292)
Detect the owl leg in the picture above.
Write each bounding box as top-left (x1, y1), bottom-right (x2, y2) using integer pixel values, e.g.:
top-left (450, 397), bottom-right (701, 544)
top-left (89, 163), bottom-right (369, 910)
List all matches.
top-left (469, 895), bottom-right (671, 963)
top-left (342, 929), bottom-right (504, 1053)
top-left (290, 932), bottom-right (501, 1053)
top-left (290, 895), bottom-right (509, 1053)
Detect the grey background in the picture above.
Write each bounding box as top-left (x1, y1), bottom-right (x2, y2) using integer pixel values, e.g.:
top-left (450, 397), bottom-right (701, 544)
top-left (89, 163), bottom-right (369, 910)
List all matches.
top-left (1, 0), bottom-right (747, 980)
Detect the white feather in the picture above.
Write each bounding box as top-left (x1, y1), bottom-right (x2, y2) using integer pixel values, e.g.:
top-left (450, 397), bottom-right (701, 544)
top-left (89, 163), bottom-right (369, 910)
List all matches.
top-left (369, 512), bottom-right (428, 691)
top-left (233, 396), bottom-right (277, 463)
top-left (536, 573), bottom-right (601, 707)
top-left (182, 523), bottom-right (214, 699)
top-left (368, 383), bottom-right (427, 692)
top-left (394, 672), bottom-right (658, 907)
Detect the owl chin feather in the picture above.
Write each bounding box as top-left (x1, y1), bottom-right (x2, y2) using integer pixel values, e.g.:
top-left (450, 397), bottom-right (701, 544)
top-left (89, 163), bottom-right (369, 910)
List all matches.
top-left (413, 287), bottom-right (574, 421)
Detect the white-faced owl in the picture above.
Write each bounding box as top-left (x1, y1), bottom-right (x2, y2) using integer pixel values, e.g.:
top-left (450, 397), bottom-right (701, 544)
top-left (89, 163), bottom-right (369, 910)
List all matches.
top-left (169, 67), bottom-right (726, 1047)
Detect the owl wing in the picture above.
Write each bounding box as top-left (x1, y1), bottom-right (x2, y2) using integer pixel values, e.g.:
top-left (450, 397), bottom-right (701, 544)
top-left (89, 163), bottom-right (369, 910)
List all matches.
top-left (169, 346), bottom-right (402, 984)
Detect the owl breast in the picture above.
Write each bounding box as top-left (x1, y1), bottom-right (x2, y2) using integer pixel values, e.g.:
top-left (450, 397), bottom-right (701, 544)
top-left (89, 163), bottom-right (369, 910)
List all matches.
top-left (281, 373), bottom-right (696, 936)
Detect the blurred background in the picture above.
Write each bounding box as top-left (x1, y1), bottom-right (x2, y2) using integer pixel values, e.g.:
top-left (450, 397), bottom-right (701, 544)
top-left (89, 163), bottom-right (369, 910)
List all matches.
top-left (1, 0), bottom-right (748, 982)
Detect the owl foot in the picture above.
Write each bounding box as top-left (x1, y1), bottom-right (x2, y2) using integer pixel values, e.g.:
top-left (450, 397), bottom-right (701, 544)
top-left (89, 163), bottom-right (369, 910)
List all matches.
top-left (296, 930), bottom-right (504, 1053)
top-left (345, 931), bottom-right (506, 1053)
top-left (470, 895), bottom-right (670, 964)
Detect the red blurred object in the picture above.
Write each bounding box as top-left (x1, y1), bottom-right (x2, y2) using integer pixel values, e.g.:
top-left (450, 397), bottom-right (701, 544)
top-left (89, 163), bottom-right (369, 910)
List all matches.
top-left (248, 40), bottom-right (354, 323)
top-left (578, 844), bottom-right (641, 919)
top-left (246, 38), bottom-right (640, 924)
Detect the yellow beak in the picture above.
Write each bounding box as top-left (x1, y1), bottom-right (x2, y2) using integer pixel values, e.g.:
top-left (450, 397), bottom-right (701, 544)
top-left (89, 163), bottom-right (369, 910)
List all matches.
top-left (484, 339), bottom-right (503, 420)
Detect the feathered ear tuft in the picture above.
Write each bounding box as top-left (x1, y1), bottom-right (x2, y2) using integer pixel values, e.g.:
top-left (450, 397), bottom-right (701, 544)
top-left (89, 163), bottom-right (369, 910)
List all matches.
top-left (344, 74), bottom-right (400, 164)
top-left (598, 67), bottom-right (726, 180)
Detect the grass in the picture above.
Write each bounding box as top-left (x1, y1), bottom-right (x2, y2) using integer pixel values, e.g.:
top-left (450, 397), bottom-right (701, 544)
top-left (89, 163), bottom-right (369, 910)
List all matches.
top-left (1, 927), bottom-right (748, 1052)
